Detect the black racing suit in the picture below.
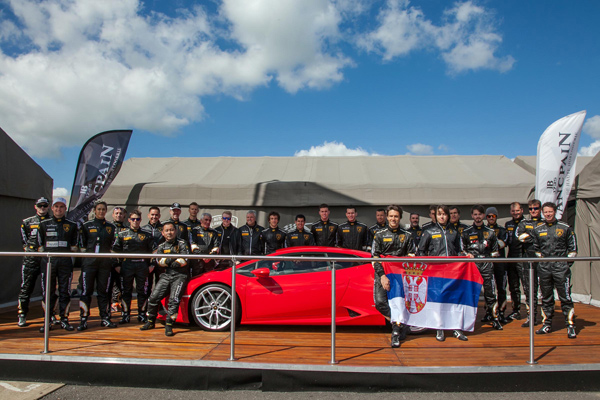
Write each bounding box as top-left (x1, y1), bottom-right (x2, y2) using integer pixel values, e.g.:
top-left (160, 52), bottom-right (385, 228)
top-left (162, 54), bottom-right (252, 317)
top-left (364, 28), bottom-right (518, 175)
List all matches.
top-left (337, 220), bottom-right (369, 250)
top-left (532, 221), bottom-right (577, 327)
top-left (417, 223), bottom-right (463, 257)
top-left (371, 227), bottom-right (416, 320)
top-left (504, 217), bottom-right (524, 314)
top-left (141, 221), bottom-right (163, 289)
top-left (407, 225), bottom-right (424, 248)
top-left (147, 238), bottom-right (190, 320)
top-left (37, 216), bottom-right (78, 319)
top-left (260, 226), bottom-right (286, 255)
top-left (239, 223), bottom-right (264, 255)
top-left (516, 217), bottom-right (544, 318)
top-left (18, 213), bottom-right (50, 316)
top-left (108, 221), bottom-right (129, 307)
top-left (184, 218), bottom-right (201, 277)
top-left (112, 228), bottom-right (154, 317)
top-left (310, 220), bottom-right (339, 247)
top-left (161, 219), bottom-right (190, 246)
top-left (215, 224), bottom-right (241, 267)
top-left (190, 225), bottom-right (221, 275)
top-left (79, 218), bottom-right (117, 320)
top-left (367, 222), bottom-right (387, 249)
top-left (285, 229), bottom-right (315, 247)
top-left (462, 224), bottom-right (500, 318)
top-left (452, 221), bottom-right (469, 237)
top-left (488, 223), bottom-right (509, 317)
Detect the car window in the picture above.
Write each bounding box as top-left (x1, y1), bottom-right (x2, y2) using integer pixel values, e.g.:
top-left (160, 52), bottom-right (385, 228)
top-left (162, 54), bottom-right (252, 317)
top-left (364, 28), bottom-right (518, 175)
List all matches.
top-left (237, 253), bottom-right (331, 276)
top-left (327, 253), bottom-right (366, 270)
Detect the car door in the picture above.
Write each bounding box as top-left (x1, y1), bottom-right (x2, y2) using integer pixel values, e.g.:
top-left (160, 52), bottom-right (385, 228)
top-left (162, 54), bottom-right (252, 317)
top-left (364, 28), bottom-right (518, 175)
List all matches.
top-left (242, 252), bottom-right (334, 323)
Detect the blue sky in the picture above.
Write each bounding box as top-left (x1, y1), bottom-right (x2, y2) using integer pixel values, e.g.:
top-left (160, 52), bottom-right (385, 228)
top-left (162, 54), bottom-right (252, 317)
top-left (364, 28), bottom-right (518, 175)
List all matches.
top-left (0, 0), bottom-right (599, 198)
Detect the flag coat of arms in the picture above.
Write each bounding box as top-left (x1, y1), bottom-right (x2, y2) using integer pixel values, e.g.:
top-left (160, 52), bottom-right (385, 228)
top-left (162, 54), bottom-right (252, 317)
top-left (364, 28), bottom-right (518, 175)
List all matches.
top-left (383, 258), bottom-right (483, 331)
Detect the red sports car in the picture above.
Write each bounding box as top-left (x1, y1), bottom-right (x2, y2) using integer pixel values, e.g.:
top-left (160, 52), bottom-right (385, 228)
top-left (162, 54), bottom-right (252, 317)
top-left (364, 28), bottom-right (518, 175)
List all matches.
top-left (167, 246), bottom-right (386, 331)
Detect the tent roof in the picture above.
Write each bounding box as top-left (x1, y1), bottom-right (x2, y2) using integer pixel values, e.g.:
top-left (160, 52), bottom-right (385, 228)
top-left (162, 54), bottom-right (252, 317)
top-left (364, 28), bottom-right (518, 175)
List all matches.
top-left (573, 152), bottom-right (600, 200)
top-left (103, 155), bottom-right (535, 207)
top-left (513, 155), bottom-right (593, 176)
top-left (0, 127), bottom-right (52, 200)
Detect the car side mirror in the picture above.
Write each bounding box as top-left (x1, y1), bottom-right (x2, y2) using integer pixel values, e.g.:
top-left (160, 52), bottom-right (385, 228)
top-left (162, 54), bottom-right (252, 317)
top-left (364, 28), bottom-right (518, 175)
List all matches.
top-left (252, 268), bottom-right (271, 278)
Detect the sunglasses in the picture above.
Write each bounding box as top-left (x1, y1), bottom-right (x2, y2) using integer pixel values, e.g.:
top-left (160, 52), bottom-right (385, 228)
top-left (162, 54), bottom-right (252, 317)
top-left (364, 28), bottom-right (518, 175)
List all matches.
top-left (129, 217), bottom-right (141, 221)
top-left (529, 207), bottom-right (540, 211)
top-left (486, 215), bottom-right (496, 218)
top-left (37, 204), bottom-right (49, 208)
top-left (222, 217), bottom-right (231, 221)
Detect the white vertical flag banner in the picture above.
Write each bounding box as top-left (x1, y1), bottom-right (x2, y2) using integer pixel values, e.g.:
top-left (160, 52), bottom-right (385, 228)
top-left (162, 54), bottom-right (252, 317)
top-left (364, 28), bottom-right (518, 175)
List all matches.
top-left (536, 110), bottom-right (586, 219)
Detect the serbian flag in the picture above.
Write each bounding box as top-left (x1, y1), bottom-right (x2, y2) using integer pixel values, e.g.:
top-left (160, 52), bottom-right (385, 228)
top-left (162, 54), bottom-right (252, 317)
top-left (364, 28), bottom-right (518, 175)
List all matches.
top-left (383, 258), bottom-right (483, 332)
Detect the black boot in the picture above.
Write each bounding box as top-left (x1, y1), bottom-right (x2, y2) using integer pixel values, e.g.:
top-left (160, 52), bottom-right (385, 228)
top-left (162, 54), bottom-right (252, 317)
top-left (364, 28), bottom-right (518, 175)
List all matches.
top-left (77, 317), bottom-right (88, 331)
top-left (165, 318), bottom-right (174, 337)
top-left (492, 318), bottom-right (503, 330)
top-left (391, 324), bottom-right (401, 347)
top-left (17, 314), bottom-right (27, 328)
top-left (140, 317), bottom-right (156, 331)
top-left (101, 318), bottom-right (117, 328)
top-left (60, 317), bottom-right (74, 331)
top-left (567, 325), bottom-right (576, 339)
top-left (119, 312), bottom-right (130, 325)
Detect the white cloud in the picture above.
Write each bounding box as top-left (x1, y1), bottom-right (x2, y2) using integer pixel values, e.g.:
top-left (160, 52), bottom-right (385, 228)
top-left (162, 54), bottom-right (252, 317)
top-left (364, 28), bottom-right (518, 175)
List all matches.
top-left (358, 0), bottom-right (514, 73)
top-left (406, 143), bottom-right (434, 155)
top-left (0, 0), bottom-right (351, 157)
top-left (295, 141), bottom-right (379, 156)
top-left (583, 115), bottom-right (600, 139)
top-left (579, 141), bottom-right (600, 157)
top-left (438, 144), bottom-right (449, 152)
top-left (0, 0), bottom-right (513, 159)
top-left (53, 187), bottom-right (69, 198)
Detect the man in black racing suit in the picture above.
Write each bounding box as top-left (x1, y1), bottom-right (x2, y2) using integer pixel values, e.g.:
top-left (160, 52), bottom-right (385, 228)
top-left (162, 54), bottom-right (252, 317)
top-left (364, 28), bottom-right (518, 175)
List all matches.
top-left (532, 202), bottom-right (578, 338)
top-left (504, 201), bottom-right (525, 321)
top-left (239, 210), bottom-right (264, 256)
top-left (260, 211), bottom-right (286, 254)
top-left (407, 212), bottom-right (423, 248)
top-left (112, 209), bottom-right (154, 324)
top-left (462, 205), bottom-right (503, 331)
top-left (141, 206), bottom-right (163, 290)
top-left (190, 213), bottom-right (221, 276)
top-left (36, 198), bottom-right (79, 332)
top-left (215, 211), bottom-right (241, 268)
top-left (516, 199), bottom-right (544, 328)
top-left (372, 205), bottom-right (415, 348)
top-left (77, 201), bottom-right (117, 331)
top-left (310, 204), bottom-right (338, 246)
top-left (286, 214), bottom-right (315, 247)
top-left (367, 208), bottom-right (387, 250)
top-left (337, 206), bottom-right (369, 250)
top-left (417, 204), bottom-right (467, 341)
top-left (140, 221), bottom-right (190, 337)
top-left (486, 207), bottom-right (510, 324)
top-left (109, 206), bottom-right (128, 315)
top-left (18, 197), bottom-right (51, 327)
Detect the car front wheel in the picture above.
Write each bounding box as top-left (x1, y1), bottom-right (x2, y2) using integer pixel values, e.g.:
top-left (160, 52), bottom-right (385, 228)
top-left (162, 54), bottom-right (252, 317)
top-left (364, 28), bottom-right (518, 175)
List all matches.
top-left (190, 283), bottom-right (240, 331)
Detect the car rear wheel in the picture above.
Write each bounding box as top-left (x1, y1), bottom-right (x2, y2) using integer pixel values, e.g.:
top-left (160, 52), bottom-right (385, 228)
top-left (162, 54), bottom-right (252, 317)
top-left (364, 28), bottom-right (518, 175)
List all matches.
top-left (190, 283), bottom-right (240, 331)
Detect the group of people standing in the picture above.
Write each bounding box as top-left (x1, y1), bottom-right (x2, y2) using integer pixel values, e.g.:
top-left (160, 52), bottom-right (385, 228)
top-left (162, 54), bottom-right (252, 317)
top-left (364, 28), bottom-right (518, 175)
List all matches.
top-left (18, 198), bottom-right (577, 340)
top-left (373, 200), bottom-right (577, 348)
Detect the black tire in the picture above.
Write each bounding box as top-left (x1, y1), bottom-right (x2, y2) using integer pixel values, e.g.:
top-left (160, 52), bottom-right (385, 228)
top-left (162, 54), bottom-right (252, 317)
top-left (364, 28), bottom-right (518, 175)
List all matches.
top-left (189, 283), bottom-right (241, 331)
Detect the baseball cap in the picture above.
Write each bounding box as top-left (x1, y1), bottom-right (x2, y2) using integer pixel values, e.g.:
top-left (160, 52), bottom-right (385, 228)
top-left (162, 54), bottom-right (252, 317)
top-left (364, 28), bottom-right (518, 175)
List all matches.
top-left (53, 197), bottom-right (67, 206)
top-left (170, 202), bottom-right (182, 210)
top-left (36, 197), bottom-right (50, 206)
top-left (485, 207), bottom-right (498, 216)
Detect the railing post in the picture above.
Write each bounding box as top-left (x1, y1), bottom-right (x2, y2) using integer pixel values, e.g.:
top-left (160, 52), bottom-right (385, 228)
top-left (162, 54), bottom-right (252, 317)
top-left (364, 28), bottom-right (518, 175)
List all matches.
top-left (228, 256), bottom-right (237, 361)
top-left (42, 255), bottom-right (52, 354)
top-left (527, 261), bottom-right (537, 365)
top-left (330, 261), bottom-right (337, 365)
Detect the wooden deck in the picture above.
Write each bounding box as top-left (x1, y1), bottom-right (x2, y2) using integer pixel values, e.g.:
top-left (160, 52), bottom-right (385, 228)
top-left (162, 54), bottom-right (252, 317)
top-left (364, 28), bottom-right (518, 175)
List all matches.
top-left (1, 299), bottom-right (598, 368)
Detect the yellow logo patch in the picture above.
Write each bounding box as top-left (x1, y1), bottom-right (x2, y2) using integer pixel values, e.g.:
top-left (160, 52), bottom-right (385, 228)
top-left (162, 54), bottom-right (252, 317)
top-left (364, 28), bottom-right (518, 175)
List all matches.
top-left (556, 229), bottom-right (564, 237)
top-left (432, 234), bottom-right (441, 239)
top-left (539, 232), bottom-right (547, 236)
top-left (63, 225), bottom-right (70, 232)
top-left (383, 238), bottom-right (392, 242)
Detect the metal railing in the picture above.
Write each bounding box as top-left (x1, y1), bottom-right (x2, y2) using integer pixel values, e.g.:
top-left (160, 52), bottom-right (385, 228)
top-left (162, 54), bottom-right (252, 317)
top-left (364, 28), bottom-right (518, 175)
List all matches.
top-left (2, 251), bottom-right (597, 365)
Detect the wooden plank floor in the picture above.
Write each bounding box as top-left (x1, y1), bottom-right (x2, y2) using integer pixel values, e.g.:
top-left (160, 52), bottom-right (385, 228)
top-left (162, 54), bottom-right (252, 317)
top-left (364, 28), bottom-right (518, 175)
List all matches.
top-left (1, 299), bottom-right (598, 367)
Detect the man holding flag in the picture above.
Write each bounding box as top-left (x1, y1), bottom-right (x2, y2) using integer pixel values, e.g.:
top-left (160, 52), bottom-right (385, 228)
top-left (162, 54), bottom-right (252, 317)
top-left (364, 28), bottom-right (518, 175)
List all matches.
top-left (371, 205), bottom-right (415, 348)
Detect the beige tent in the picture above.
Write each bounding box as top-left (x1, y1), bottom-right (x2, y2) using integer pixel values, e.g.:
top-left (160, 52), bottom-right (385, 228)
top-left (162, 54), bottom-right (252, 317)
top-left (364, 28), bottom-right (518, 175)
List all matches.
top-left (102, 155), bottom-right (535, 227)
top-left (570, 152), bottom-right (600, 305)
top-left (0, 128), bottom-right (53, 306)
